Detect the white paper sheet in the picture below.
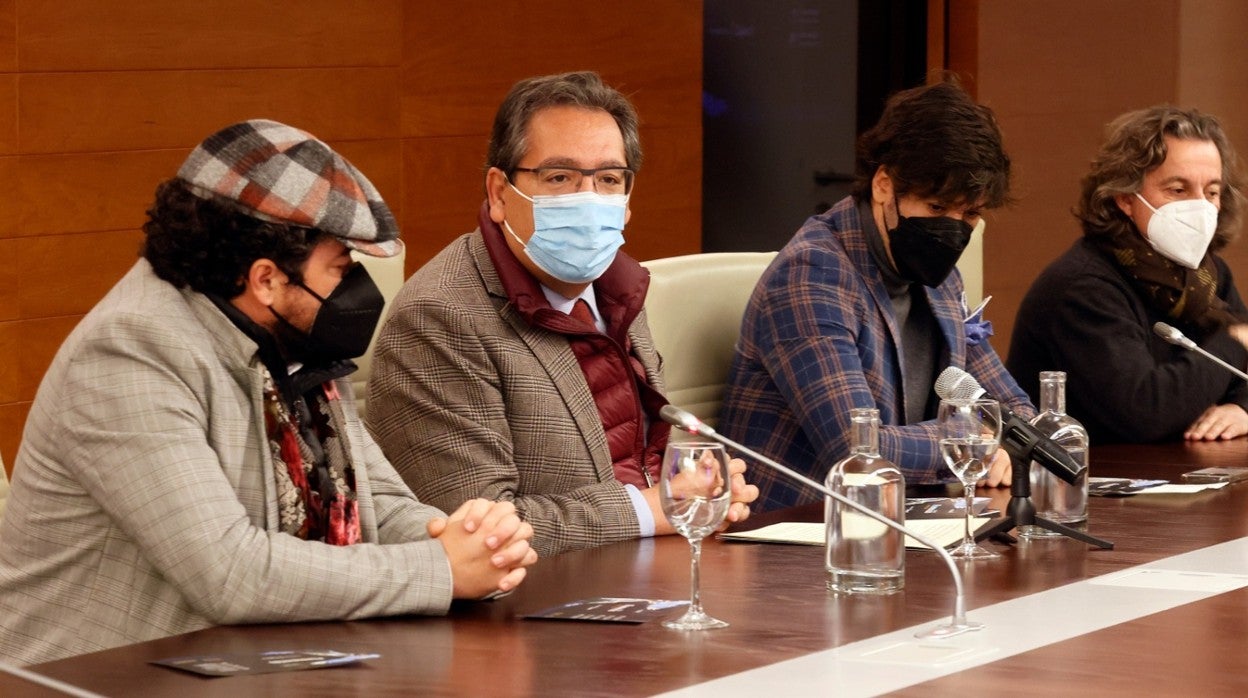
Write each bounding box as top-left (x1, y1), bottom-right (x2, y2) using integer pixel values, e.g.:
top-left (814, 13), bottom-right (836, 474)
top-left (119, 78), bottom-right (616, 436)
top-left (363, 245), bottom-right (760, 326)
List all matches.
top-left (719, 519), bottom-right (991, 550)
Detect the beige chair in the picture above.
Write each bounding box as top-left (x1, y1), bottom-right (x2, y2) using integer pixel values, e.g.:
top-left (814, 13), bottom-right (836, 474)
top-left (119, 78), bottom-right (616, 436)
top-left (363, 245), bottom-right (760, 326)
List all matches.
top-left (641, 252), bottom-right (778, 428)
top-left (350, 247), bottom-right (408, 420)
top-left (958, 218), bottom-right (987, 308)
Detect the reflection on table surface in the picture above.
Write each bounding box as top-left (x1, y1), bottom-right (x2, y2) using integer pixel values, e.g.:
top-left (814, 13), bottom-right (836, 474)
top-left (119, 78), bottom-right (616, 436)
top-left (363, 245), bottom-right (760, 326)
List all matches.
top-left (11, 440), bottom-right (1248, 696)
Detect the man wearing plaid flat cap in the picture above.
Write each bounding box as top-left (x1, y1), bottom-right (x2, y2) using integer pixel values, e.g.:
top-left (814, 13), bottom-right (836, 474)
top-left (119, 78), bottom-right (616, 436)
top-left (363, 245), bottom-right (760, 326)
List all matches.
top-left (0, 119), bottom-right (537, 666)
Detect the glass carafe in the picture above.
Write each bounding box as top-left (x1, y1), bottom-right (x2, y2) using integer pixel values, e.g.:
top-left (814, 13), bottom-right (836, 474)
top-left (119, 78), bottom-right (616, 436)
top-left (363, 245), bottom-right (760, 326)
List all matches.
top-left (1022, 371), bottom-right (1089, 538)
top-left (825, 408), bottom-right (905, 593)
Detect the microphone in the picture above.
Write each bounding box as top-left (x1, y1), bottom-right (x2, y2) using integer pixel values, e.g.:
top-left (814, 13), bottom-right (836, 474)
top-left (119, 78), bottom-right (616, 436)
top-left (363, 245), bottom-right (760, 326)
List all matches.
top-left (1153, 321), bottom-right (1248, 381)
top-left (659, 404), bottom-right (982, 639)
top-left (934, 367), bottom-right (1086, 485)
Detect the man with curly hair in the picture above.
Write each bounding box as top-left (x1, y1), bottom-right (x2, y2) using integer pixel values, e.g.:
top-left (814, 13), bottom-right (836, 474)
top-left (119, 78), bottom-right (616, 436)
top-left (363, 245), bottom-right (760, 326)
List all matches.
top-left (0, 120), bottom-right (537, 666)
top-left (1009, 106), bottom-right (1248, 444)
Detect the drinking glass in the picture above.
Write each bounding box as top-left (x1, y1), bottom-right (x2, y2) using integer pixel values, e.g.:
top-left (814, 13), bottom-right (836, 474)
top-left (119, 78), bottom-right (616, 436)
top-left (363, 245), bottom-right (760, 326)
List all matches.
top-left (660, 442), bottom-right (732, 630)
top-left (937, 398), bottom-right (1003, 560)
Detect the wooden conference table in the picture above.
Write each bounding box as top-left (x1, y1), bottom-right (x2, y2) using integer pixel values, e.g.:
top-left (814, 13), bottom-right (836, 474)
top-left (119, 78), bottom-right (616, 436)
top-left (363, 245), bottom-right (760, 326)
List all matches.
top-left (12, 439), bottom-right (1248, 696)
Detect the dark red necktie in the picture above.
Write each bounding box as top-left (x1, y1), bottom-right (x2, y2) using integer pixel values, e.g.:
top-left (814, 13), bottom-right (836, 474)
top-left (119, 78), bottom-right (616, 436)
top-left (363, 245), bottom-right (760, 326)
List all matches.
top-left (570, 299), bottom-right (597, 329)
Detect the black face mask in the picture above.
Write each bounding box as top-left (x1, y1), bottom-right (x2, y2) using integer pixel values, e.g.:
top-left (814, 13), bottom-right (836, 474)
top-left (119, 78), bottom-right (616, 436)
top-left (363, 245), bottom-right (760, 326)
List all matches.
top-left (887, 202), bottom-right (974, 288)
top-left (271, 263), bottom-right (385, 364)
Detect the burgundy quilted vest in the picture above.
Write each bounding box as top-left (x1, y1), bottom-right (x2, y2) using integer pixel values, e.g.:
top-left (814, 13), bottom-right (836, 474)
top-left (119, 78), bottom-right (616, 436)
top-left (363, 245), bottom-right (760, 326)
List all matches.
top-left (479, 204), bottom-right (669, 487)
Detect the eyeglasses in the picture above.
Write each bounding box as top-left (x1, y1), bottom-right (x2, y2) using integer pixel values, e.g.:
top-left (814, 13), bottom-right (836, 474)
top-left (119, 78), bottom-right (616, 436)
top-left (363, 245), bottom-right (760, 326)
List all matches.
top-left (510, 166), bottom-right (635, 196)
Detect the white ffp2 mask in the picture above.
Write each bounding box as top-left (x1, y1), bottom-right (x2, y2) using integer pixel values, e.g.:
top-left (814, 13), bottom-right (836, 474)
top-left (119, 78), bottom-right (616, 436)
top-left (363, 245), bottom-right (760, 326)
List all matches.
top-left (1134, 193), bottom-right (1218, 269)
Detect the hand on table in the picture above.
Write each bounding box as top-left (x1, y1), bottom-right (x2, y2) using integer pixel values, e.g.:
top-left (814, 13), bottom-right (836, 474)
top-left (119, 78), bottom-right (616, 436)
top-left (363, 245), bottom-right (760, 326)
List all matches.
top-left (1185, 403), bottom-right (1248, 441)
top-left (977, 448), bottom-right (1013, 488)
top-left (722, 457), bottom-right (759, 527)
top-left (646, 457), bottom-right (759, 535)
top-left (428, 499), bottom-right (538, 599)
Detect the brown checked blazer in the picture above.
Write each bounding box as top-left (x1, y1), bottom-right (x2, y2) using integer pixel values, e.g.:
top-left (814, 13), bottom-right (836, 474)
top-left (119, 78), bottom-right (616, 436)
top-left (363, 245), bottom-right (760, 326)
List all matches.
top-left (0, 261), bottom-right (454, 666)
top-left (367, 229), bottom-right (665, 557)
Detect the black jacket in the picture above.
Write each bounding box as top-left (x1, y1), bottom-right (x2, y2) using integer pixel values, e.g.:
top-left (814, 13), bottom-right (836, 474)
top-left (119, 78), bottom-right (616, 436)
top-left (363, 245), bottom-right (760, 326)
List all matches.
top-left (1008, 237), bottom-right (1248, 444)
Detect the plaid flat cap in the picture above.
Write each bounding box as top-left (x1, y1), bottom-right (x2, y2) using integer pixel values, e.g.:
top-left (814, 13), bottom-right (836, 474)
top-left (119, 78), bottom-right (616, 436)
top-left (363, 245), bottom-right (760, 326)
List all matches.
top-left (177, 119), bottom-right (402, 258)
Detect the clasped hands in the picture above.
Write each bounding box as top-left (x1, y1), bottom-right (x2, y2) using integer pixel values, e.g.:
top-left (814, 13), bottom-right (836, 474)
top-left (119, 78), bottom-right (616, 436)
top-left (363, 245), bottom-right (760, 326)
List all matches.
top-left (427, 499), bottom-right (538, 600)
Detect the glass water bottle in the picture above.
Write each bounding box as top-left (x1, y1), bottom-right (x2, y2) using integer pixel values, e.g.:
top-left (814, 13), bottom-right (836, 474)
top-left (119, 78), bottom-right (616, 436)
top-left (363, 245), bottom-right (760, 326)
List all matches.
top-left (825, 408), bottom-right (905, 594)
top-left (1021, 371), bottom-right (1089, 538)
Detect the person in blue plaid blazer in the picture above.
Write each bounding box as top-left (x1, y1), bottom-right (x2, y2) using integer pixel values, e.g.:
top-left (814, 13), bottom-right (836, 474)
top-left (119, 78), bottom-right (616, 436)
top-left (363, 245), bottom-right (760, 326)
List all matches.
top-left (720, 82), bottom-right (1036, 511)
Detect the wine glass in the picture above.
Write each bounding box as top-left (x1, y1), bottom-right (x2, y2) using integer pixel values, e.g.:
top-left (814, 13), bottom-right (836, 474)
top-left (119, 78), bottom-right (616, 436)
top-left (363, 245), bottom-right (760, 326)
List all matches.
top-left (660, 442), bottom-right (733, 630)
top-left (937, 398), bottom-right (1003, 560)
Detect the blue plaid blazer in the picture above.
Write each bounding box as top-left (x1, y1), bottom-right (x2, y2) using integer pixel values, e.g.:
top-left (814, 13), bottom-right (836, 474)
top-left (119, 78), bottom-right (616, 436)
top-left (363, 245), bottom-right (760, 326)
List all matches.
top-left (719, 197), bottom-right (1034, 511)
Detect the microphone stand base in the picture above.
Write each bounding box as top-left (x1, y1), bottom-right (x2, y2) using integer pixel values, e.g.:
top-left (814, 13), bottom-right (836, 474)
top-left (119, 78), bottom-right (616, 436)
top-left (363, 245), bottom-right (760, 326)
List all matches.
top-left (975, 496), bottom-right (1114, 550)
top-left (916, 619), bottom-right (984, 640)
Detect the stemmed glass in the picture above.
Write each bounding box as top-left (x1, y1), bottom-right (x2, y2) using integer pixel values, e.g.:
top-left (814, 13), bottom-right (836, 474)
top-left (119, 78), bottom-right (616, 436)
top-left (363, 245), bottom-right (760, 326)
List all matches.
top-left (660, 442), bottom-right (733, 630)
top-left (937, 398), bottom-right (1003, 560)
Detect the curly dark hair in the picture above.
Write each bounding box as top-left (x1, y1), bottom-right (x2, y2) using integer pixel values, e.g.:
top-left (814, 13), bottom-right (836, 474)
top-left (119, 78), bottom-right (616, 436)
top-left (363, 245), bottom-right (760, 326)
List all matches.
top-left (141, 178), bottom-right (323, 297)
top-left (852, 80), bottom-right (1011, 209)
top-left (1075, 105), bottom-right (1244, 250)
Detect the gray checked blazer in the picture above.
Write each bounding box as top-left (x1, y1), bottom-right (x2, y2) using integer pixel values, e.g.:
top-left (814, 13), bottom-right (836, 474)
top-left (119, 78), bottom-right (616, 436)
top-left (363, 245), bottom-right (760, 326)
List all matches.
top-left (0, 260), bottom-right (453, 666)
top-left (367, 230), bottom-right (665, 557)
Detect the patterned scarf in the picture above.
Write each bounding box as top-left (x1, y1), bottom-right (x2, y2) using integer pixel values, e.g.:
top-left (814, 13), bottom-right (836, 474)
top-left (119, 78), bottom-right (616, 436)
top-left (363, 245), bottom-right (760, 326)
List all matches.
top-left (1091, 228), bottom-right (1239, 336)
top-left (261, 368), bottom-right (361, 545)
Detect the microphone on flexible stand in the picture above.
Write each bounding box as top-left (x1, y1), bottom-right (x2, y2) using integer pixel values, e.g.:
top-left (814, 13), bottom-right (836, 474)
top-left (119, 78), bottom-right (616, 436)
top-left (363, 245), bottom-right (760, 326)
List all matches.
top-left (1153, 321), bottom-right (1248, 381)
top-left (934, 367), bottom-right (1086, 485)
top-left (659, 404), bottom-right (983, 639)
top-left (934, 367), bottom-right (1113, 549)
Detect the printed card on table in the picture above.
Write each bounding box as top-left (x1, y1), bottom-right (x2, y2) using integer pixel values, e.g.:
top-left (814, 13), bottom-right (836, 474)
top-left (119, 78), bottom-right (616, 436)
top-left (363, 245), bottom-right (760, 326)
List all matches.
top-left (152, 649), bottom-right (380, 677)
top-left (525, 597), bottom-right (690, 624)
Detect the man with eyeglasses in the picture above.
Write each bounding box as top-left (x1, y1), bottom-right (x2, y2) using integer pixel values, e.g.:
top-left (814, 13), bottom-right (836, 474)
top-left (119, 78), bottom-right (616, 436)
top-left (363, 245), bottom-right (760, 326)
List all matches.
top-left (367, 71), bottom-right (758, 556)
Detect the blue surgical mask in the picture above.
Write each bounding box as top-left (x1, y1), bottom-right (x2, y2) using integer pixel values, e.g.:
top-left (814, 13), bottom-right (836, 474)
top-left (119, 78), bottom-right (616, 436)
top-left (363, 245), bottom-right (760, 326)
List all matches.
top-left (504, 184), bottom-right (628, 284)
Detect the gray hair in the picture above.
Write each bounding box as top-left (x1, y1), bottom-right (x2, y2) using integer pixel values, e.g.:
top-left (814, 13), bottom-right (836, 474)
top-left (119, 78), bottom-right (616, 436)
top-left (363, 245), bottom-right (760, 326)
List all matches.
top-left (486, 71), bottom-right (642, 174)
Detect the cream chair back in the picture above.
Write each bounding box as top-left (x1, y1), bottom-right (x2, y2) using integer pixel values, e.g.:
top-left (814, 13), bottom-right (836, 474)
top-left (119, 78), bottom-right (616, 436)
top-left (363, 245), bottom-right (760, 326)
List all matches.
top-left (958, 218), bottom-right (987, 307)
top-left (350, 247), bottom-right (407, 420)
top-left (641, 252), bottom-right (777, 428)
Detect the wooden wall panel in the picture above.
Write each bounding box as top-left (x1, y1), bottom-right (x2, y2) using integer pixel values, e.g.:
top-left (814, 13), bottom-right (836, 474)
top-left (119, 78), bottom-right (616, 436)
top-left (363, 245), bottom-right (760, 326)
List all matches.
top-left (0, 0), bottom-right (13, 72)
top-left (949, 0), bottom-right (1248, 375)
top-left (401, 136), bottom-right (491, 271)
top-left (399, 2), bottom-right (702, 272)
top-left (15, 230), bottom-right (142, 320)
top-left (0, 317), bottom-right (83, 470)
top-left (0, 156), bottom-right (15, 237)
top-left (17, 1), bottom-right (402, 71)
top-left (0, 75), bottom-right (15, 154)
top-left (0, 238), bottom-right (15, 322)
top-left (0, 403), bottom-right (26, 476)
top-left (402, 3), bottom-right (701, 137)
top-left (0, 0), bottom-right (703, 470)
top-left (1178, 1), bottom-right (1248, 295)
top-left (0, 321), bottom-right (16, 402)
top-left (0, 315), bottom-right (80, 402)
top-left (19, 68), bottom-right (401, 155)
top-left (968, 0), bottom-right (1180, 359)
top-left (0, 334), bottom-right (15, 402)
top-left (624, 125), bottom-right (704, 262)
top-left (12, 151), bottom-right (184, 237)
